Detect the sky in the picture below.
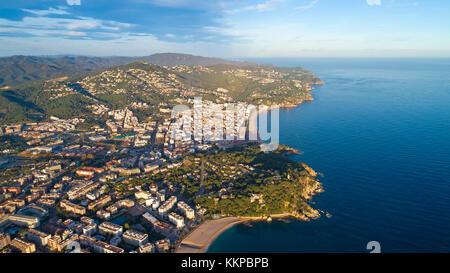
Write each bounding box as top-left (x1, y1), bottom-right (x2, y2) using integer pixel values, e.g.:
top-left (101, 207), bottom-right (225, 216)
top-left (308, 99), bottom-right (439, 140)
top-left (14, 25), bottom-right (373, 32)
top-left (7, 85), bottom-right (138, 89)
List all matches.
top-left (0, 0), bottom-right (449, 58)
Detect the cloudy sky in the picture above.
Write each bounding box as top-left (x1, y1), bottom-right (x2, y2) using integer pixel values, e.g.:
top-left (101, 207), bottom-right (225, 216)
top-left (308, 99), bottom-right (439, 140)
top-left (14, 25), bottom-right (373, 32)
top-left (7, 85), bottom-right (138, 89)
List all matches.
top-left (0, 0), bottom-right (449, 57)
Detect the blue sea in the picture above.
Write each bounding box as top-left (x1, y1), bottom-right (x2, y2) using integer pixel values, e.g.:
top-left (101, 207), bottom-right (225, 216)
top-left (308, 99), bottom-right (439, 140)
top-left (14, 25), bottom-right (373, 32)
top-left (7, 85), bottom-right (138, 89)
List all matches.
top-left (207, 58), bottom-right (450, 253)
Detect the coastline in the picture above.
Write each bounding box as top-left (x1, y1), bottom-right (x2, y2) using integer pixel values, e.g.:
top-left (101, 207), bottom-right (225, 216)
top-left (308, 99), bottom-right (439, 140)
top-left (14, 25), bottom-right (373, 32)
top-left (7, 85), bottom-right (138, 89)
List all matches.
top-left (175, 217), bottom-right (246, 253)
top-left (276, 80), bottom-right (324, 109)
top-left (175, 81), bottom-right (325, 253)
top-left (175, 212), bottom-right (321, 253)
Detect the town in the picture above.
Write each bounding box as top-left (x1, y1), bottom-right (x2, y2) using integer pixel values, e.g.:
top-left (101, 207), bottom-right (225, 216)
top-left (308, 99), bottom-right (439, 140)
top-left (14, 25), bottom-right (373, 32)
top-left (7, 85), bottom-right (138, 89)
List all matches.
top-left (0, 97), bottom-right (254, 253)
top-left (0, 63), bottom-right (322, 254)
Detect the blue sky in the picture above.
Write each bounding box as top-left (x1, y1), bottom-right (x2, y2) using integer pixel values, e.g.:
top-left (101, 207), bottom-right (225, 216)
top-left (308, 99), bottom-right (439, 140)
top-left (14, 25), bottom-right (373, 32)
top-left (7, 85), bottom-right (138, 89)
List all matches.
top-left (0, 0), bottom-right (449, 57)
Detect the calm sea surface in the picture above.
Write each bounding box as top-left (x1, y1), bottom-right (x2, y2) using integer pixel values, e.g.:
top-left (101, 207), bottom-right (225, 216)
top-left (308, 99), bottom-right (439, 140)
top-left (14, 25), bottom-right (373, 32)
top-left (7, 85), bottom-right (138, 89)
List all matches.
top-left (207, 58), bottom-right (450, 253)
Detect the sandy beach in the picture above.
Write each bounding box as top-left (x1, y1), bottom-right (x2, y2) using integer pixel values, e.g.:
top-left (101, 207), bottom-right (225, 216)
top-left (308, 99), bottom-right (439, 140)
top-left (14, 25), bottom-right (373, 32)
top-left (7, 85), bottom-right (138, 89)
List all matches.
top-left (175, 214), bottom-right (300, 253)
top-left (175, 217), bottom-right (246, 253)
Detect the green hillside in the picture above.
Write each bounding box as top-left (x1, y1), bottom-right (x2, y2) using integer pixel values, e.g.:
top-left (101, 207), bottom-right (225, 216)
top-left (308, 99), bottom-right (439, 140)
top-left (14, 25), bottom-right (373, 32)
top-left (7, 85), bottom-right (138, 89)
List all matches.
top-left (0, 62), bottom-right (322, 125)
top-left (0, 53), bottom-right (262, 88)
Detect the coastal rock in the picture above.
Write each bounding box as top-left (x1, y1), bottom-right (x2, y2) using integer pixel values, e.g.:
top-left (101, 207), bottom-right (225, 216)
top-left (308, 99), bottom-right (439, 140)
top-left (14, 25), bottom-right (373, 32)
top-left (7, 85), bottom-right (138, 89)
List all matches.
top-left (304, 207), bottom-right (321, 219)
top-left (279, 145), bottom-right (302, 155)
top-left (301, 163), bottom-right (317, 177)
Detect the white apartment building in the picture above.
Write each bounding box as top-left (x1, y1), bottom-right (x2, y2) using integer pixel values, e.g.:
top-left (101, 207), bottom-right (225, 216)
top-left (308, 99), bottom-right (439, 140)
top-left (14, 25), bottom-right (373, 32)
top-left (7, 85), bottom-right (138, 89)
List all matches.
top-left (177, 201), bottom-right (195, 220)
top-left (98, 222), bottom-right (123, 236)
top-left (122, 229), bottom-right (148, 247)
top-left (168, 212), bottom-right (184, 229)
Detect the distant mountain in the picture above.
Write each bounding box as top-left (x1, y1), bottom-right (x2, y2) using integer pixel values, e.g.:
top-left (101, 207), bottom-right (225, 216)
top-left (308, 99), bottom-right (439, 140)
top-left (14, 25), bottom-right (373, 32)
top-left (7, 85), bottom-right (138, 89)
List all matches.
top-left (0, 53), bottom-right (266, 88)
top-left (138, 53), bottom-right (260, 67)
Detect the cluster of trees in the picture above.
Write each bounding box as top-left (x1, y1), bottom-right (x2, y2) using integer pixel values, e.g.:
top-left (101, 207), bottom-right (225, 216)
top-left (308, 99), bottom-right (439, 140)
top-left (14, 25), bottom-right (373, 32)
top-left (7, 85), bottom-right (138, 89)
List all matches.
top-left (189, 145), bottom-right (319, 217)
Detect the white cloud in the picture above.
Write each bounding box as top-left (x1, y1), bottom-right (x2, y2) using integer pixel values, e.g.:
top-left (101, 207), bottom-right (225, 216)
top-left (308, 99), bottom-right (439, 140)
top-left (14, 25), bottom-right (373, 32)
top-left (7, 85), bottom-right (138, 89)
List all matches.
top-left (67, 0), bottom-right (81, 6)
top-left (253, 0), bottom-right (285, 12)
top-left (296, 0), bottom-right (319, 10)
top-left (67, 31), bottom-right (86, 36)
top-left (0, 13), bottom-right (132, 40)
top-left (22, 7), bottom-right (69, 16)
top-left (226, 0), bottom-right (285, 14)
top-left (67, 22), bottom-right (100, 30)
top-left (144, 0), bottom-right (243, 11)
top-left (366, 0), bottom-right (381, 6)
top-left (0, 31), bottom-right (232, 58)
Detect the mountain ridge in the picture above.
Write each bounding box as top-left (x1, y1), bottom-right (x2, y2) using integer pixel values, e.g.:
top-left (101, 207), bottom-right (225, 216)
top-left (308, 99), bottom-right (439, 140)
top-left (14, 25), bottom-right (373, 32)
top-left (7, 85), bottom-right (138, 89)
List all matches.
top-left (0, 61), bottom-right (320, 125)
top-left (0, 53), bottom-right (270, 88)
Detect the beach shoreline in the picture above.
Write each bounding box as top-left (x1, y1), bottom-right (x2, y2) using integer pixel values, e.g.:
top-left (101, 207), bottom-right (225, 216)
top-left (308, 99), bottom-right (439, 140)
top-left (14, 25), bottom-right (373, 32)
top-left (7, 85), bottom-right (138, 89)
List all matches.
top-left (174, 213), bottom-right (311, 253)
top-left (175, 217), bottom-right (245, 253)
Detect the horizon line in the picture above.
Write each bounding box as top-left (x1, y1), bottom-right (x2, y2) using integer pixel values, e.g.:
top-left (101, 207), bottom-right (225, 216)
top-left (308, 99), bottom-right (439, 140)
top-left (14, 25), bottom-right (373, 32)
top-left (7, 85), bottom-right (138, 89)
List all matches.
top-left (1, 53), bottom-right (450, 59)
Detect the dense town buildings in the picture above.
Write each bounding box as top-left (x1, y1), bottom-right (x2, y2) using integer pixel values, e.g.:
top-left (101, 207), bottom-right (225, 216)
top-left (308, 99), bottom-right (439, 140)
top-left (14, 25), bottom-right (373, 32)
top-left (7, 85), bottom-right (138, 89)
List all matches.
top-left (0, 98), bottom-right (288, 254)
top-left (10, 238), bottom-right (36, 253)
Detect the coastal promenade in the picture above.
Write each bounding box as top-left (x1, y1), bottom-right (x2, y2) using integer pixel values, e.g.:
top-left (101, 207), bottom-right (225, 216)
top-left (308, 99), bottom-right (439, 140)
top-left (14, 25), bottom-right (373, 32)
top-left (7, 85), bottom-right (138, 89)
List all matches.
top-left (175, 217), bottom-right (245, 253)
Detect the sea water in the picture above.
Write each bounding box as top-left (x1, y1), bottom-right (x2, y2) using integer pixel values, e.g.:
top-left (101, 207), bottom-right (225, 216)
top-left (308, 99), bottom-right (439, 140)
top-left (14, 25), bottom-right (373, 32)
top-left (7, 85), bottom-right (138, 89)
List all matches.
top-left (207, 58), bottom-right (450, 253)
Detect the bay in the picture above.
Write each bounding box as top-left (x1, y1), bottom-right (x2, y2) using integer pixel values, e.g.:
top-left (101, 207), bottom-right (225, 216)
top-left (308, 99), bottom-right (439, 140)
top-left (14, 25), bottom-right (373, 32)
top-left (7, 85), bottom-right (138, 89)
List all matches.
top-left (207, 58), bottom-right (450, 253)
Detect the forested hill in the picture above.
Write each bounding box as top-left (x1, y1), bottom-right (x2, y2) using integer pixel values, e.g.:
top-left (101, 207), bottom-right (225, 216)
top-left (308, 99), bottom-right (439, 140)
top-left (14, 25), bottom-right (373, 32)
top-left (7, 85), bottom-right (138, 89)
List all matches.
top-left (0, 53), bottom-right (266, 88)
top-left (0, 61), bottom-right (321, 125)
